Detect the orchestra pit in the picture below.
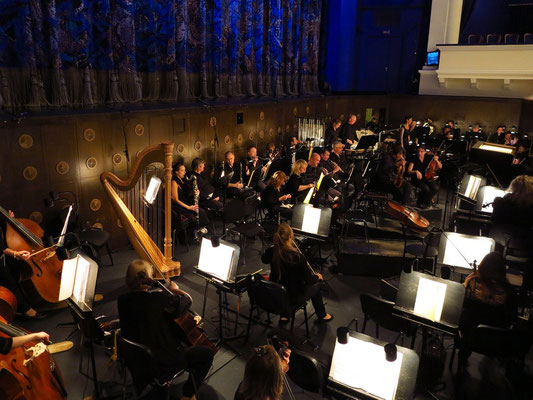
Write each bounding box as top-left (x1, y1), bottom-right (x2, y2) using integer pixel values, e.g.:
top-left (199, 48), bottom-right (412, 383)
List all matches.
top-left (1, 1), bottom-right (533, 399)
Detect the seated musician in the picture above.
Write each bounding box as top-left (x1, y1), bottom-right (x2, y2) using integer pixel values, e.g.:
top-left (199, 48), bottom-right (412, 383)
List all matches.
top-left (234, 345), bottom-right (286, 400)
top-left (286, 159), bottom-right (314, 203)
top-left (306, 153), bottom-right (342, 206)
top-left (504, 131), bottom-right (518, 147)
top-left (407, 146), bottom-right (442, 209)
top-left (512, 141), bottom-right (529, 165)
top-left (329, 141), bottom-right (345, 167)
top-left (0, 211), bottom-right (43, 319)
top-left (261, 171), bottom-right (292, 220)
top-left (318, 148), bottom-right (341, 175)
top-left (490, 174), bottom-right (533, 249)
top-left (261, 224), bottom-right (333, 323)
top-left (339, 114), bottom-right (357, 147)
top-left (376, 145), bottom-right (412, 205)
top-left (171, 163), bottom-right (209, 238)
top-left (241, 145), bottom-right (267, 192)
top-left (487, 125), bottom-right (506, 144)
top-left (263, 142), bottom-right (280, 162)
top-left (282, 136), bottom-right (303, 158)
top-left (215, 151), bottom-right (243, 199)
top-left (190, 158), bottom-right (223, 210)
top-left (118, 259), bottom-right (214, 400)
top-left (325, 118), bottom-right (342, 148)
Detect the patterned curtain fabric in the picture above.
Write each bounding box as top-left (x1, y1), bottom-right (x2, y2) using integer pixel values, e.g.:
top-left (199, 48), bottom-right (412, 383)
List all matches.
top-left (0, 0), bottom-right (325, 110)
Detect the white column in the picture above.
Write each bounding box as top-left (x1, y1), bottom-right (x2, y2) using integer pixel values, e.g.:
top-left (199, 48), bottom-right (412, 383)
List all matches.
top-left (445, 0), bottom-right (463, 45)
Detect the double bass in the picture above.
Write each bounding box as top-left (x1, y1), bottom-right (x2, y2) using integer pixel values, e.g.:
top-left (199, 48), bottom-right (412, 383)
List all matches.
top-left (0, 206), bottom-right (63, 303)
top-left (0, 286), bottom-right (67, 399)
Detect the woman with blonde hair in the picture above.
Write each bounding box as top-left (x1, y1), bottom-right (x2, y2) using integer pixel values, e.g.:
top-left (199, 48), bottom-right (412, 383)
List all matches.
top-left (286, 159), bottom-right (314, 203)
top-left (491, 174), bottom-right (533, 248)
top-left (261, 171), bottom-right (292, 218)
top-left (234, 345), bottom-right (285, 400)
top-left (261, 224), bottom-right (333, 323)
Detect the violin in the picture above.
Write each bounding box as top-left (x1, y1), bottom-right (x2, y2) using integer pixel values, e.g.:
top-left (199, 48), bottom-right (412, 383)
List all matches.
top-left (393, 156), bottom-right (405, 188)
top-left (0, 206), bottom-right (63, 304)
top-left (144, 269), bottom-right (218, 354)
top-left (386, 200), bottom-right (430, 232)
top-left (424, 140), bottom-right (445, 182)
top-left (0, 286), bottom-right (67, 400)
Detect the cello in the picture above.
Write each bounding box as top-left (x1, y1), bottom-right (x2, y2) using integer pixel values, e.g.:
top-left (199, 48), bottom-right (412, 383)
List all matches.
top-left (0, 286), bottom-right (67, 399)
top-left (1, 206), bottom-right (63, 303)
top-left (386, 200), bottom-right (430, 232)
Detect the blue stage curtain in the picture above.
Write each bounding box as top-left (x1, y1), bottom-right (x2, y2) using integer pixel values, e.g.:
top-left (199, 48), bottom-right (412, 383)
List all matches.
top-left (0, 0), bottom-right (325, 109)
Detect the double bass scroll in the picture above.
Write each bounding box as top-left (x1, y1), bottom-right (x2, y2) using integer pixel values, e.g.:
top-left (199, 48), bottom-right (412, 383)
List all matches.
top-left (100, 142), bottom-right (180, 279)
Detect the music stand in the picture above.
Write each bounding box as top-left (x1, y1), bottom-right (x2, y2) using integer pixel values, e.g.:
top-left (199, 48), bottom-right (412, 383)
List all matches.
top-left (437, 232), bottom-right (495, 274)
top-left (326, 332), bottom-right (419, 400)
top-left (394, 271), bottom-right (465, 335)
top-left (475, 185), bottom-right (506, 215)
top-left (355, 134), bottom-right (378, 151)
top-left (291, 204), bottom-right (331, 240)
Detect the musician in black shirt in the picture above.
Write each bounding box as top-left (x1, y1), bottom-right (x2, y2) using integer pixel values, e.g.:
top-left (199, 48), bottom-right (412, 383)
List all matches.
top-left (488, 126), bottom-right (506, 144)
top-left (287, 159), bottom-right (314, 203)
top-left (215, 151), bottom-right (244, 199)
top-left (261, 171), bottom-right (292, 219)
top-left (240, 145), bottom-right (267, 192)
top-left (376, 145), bottom-right (412, 205)
top-left (190, 158), bottom-right (223, 210)
top-left (282, 136), bottom-right (303, 158)
top-left (325, 119), bottom-right (342, 148)
top-left (407, 146), bottom-right (442, 208)
top-left (339, 114), bottom-right (357, 146)
top-left (118, 259), bottom-right (214, 400)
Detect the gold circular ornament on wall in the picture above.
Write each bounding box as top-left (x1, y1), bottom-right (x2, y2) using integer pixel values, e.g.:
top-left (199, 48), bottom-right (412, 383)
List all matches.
top-left (90, 199), bottom-right (102, 211)
top-left (83, 128), bottom-right (96, 142)
top-left (194, 141), bottom-right (202, 151)
top-left (293, 123), bottom-right (297, 131)
top-left (177, 144), bottom-right (185, 153)
top-left (18, 134), bottom-right (33, 149)
top-left (259, 111), bottom-right (265, 121)
top-left (268, 128), bottom-right (274, 137)
top-left (293, 107), bottom-right (297, 116)
top-left (306, 106), bottom-right (310, 114)
top-left (210, 139), bottom-right (215, 148)
top-left (23, 166), bottom-right (37, 181)
top-left (340, 114), bottom-right (345, 121)
top-left (92, 222), bottom-right (103, 230)
top-left (134, 124), bottom-right (145, 136)
top-left (237, 134), bottom-right (243, 143)
top-left (286, 124), bottom-right (290, 133)
top-left (249, 131), bottom-right (255, 140)
top-left (29, 211), bottom-right (43, 224)
top-left (86, 157), bottom-right (97, 169)
top-left (56, 161), bottom-right (70, 175)
top-left (117, 219), bottom-right (123, 228)
top-left (224, 135), bottom-right (231, 145)
top-left (210, 116), bottom-right (217, 127)
top-left (325, 103), bottom-right (329, 110)
top-left (278, 126), bottom-right (282, 134)
top-left (112, 153), bottom-right (123, 165)
top-left (260, 130), bottom-right (266, 139)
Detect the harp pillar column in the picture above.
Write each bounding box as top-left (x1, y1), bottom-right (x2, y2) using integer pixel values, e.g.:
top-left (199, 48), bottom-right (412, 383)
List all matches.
top-left (163, 142), bottom-right (175, 265)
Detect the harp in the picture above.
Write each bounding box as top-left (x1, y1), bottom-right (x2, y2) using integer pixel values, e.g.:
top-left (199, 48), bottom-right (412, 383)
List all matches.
top-left (100, 142), bottom-right (180, 278)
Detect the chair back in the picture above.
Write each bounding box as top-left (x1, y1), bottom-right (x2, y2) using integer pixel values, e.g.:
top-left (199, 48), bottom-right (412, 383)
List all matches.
top-left (247, 275), bottom-right (291, 316)
top-left (486, 33), bottom-right (501, 44)
top-left (360, 293), bottom-right (414, 335)
top-left (504, 33), bottom-right (519, 44)
top-left (287, 348), bottom-right (324, 393)
top-left (468, 34), bottom-right (484, 44)
top-left (223, 198), bottom-right (245, 224)
top-left (242, 193), bottom-right (258, 220)
top-left (116, 332), bottom-right (158, 395)
top-left (524, 33), bottom-right (533, 44)
top-left (468, 325), bottom-right (531, 359)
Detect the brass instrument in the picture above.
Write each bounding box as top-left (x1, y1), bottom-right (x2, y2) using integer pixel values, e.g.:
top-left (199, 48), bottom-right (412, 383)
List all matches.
top-left (100, 142), bottom-right (180, 278)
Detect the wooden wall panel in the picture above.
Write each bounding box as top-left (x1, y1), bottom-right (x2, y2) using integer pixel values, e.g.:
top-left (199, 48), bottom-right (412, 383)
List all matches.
top-left (42, 123), bottom-right (79, 186)
top-left (76, 118), bottom-right (106, 180)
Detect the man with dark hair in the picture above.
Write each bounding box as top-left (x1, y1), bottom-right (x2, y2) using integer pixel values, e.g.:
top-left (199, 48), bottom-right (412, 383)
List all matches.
top-left (283, 135), bottom-right (303, 158)
top-left (488, 125), bottom-right (506, 144)
top-left (376, 144), bottom-right (412, 204)
top-left (240, 145), bottom-right (267, 191)
top-left (325, 119), bottom-right (342, 148)
top-left (191, 157), bottom-right (223, 210)
top-left (339, 114), bottom-right (357, 146)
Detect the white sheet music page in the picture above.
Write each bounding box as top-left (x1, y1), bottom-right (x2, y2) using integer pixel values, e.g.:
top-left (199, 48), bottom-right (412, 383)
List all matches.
top-left (197, 238), bottom-right (234, 282)
top-left (413, 278), bottom-right (447, 322)
top-left (329, 337), bottom-right (403, 400)
top-left (59, 256), bottom-right (78, 301)
top-left (301, 206), bottom-right (321, 234)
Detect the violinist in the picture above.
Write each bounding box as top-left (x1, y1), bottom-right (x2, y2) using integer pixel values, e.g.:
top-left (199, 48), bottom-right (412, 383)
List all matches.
top-left (118, 259), bottom-right (214, 400)
top-left (377, 145), bottom-right (412, 205)
top-left (241, 145), bottom-right (267, 191)
top-left (0, 210), bottom-right (43, 319)
top-left (407, 146), bottom-right (442, 209)
top-left (286, 160), bottom-right (314, 203)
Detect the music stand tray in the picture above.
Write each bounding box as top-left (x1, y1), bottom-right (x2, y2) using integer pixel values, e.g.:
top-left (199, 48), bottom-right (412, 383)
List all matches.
top-left (291, 204), bottom-right (332, 240)
top-left (326, 332), bottom-right (419, 400)
top-left (393, 271), bottom-right (465, 334)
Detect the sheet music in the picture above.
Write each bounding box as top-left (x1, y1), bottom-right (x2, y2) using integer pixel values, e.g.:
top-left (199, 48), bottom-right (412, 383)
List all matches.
top-left (480, 186), bottom-right (506, 213)
top-left (72, 256), bottom-right (91, 304)
top-left (198, 238), bottom-right (235, 282)
top-left (301, 206), bottom-right (321, 234)
top-left (59, 257), bottom-right (78, 301)
top-left (443, 234), bottom-right (493, 269)
top-left (329, 337), bottom-right (403, 400)
top-left (413, 278), bottom-right (447, 322)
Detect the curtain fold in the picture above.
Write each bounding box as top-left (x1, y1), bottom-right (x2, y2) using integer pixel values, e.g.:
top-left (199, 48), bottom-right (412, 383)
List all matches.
top-left (0, 0), bottom-right (325, 110)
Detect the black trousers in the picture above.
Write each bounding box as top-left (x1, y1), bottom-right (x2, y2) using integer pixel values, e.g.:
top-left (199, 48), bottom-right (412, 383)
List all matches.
top-left (0, 257), bottom-right (31, 313)
top-left (381, 181), bottom-right (412, 205)
top-left (412, 179), bottom-right (439, 206)
top-left (290, 282), bottom-right (327, 319)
